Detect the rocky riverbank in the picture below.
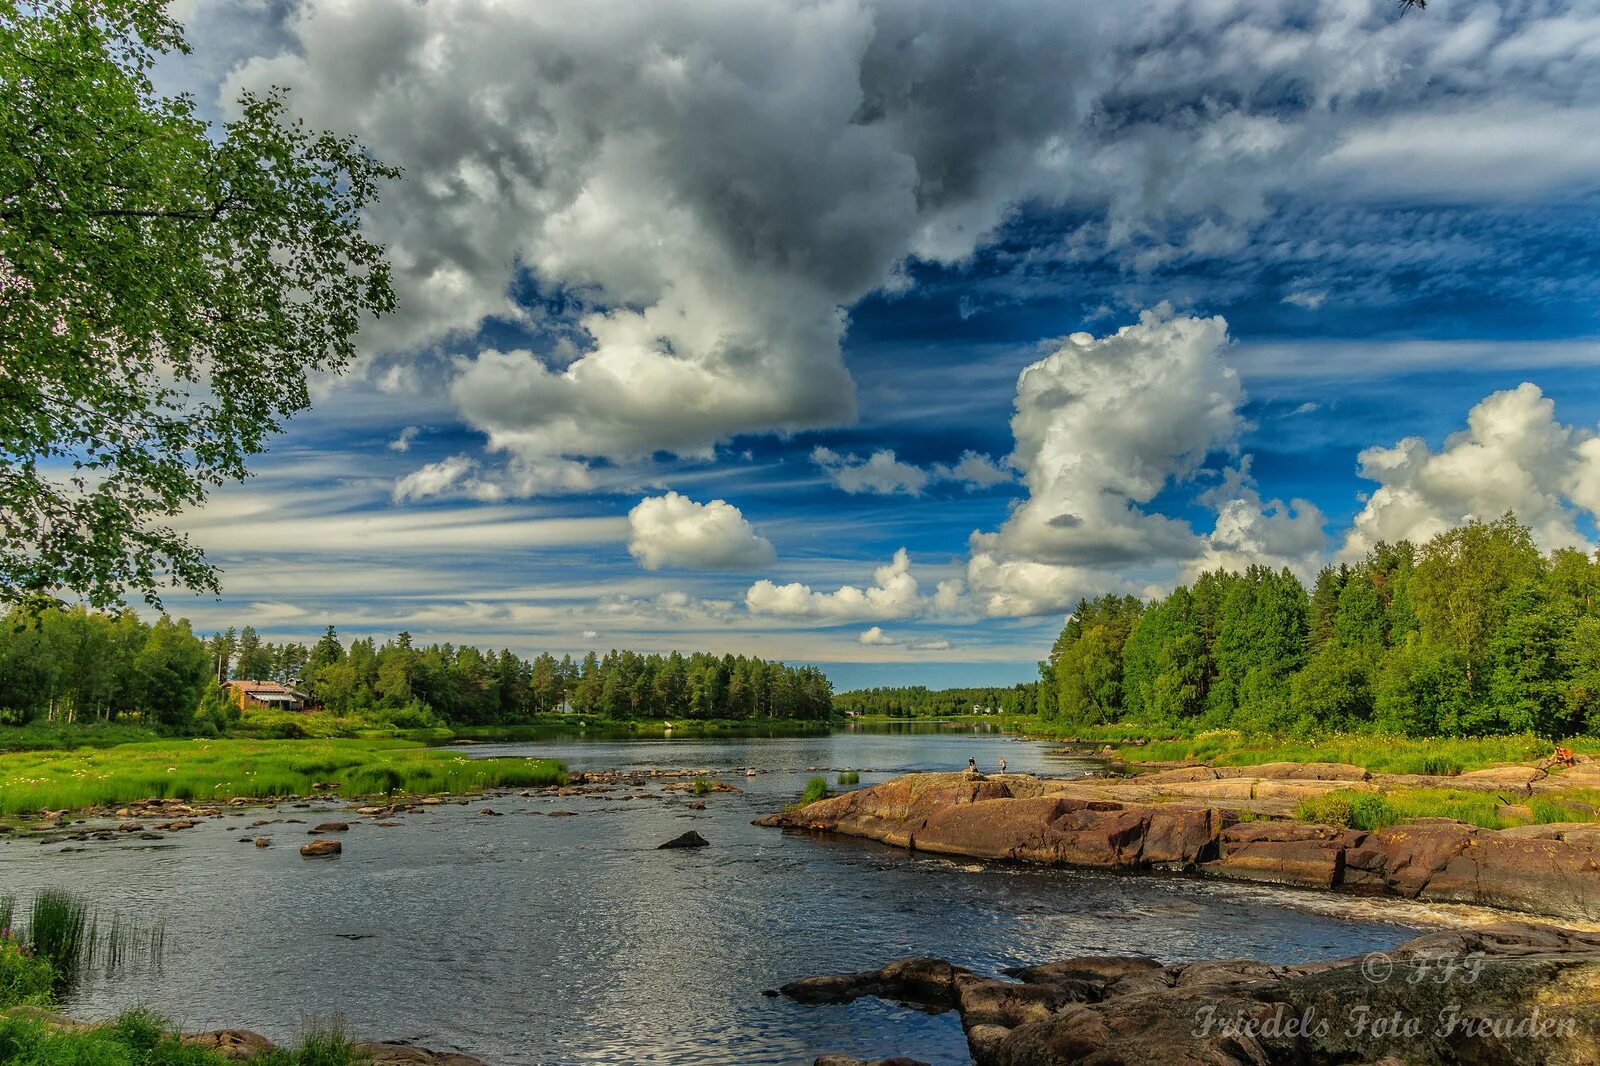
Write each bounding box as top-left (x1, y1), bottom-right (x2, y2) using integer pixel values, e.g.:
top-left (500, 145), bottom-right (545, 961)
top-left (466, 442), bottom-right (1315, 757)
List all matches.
top-left (777, 922), bottom-right (1600, 1065)
top-left (757, 767), bottom-right (1600, 923)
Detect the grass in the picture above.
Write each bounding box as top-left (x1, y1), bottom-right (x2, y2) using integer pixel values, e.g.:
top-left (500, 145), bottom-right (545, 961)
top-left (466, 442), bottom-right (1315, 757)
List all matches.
top-left (1296, 785), bottom-right (1600, 831)
top-left (690, 777), bottom-right (714, 796)
top-left (0, 937), bottom-right (54, 1010)
top-left (796, 776), bottom-right (831, 807)
top-left (0, 722), bottom-right (169, 754)
top-left (0, 739), bottom-right (565, 815)
top-left (0, 1009), bottom-right (374, 1065)
top-left (837, 770), bottom-right (860, 786)
top-left (0, 891), bottom-right (166, 997)
top-left (1067, 728), bottom-right (1555, 776)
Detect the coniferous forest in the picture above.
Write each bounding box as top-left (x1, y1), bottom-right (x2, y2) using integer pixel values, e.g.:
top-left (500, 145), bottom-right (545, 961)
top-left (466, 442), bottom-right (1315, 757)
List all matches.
top-left (838, 514), bottom-right (1600, 740)
top-left (1040, 514), bottom-right (1600, 738)
top-left (0, 612), bottom-right (833, 731)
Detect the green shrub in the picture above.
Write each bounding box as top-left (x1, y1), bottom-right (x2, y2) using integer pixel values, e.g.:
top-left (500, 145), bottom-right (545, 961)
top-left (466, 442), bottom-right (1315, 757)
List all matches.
top-left (837, 770), bottom-right (860, 786)
top-left (1295, 789), bottom-right (1397, 831)
top-left (690, 777), bottom-right (714, 796)
top-left (0, 937), bottom-right (54, 1009)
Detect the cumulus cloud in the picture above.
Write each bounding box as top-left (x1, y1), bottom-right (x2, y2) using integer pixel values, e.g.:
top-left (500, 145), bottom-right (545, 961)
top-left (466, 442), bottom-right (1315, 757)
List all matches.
top-left (812, 446), bottom-right (1013, 496)
top-left (627, 492), bottom-right (776, 571)
top-left (199, 0), bottom-right (1600, 484)
top-left (858, 626), bottom-right (895, 646)
top-left (964, 308), bottom-right (1329, 617)
top-left (1343, 382), bottom-right (1600, 557)
top-left (746, 548), bottom-right (921, 621)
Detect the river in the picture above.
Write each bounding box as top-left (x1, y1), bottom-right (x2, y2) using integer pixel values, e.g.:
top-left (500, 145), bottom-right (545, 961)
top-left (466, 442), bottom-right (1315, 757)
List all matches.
top-left (0, 727), bottom-right (1424, 1065)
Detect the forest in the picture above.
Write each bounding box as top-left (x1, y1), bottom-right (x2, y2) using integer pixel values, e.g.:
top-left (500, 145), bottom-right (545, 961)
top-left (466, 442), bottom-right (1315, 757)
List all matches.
top-left (1042, 514), bottom-right (1600, 738)
top-left (0, 613), bottom-right (834, 731)
top-left (832, 683), bottom-right (1043, 718)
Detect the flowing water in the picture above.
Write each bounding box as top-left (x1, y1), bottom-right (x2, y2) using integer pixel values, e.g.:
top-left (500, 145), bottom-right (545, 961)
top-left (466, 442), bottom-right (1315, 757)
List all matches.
top-left (0, 727), bottom-right (1425, 1065)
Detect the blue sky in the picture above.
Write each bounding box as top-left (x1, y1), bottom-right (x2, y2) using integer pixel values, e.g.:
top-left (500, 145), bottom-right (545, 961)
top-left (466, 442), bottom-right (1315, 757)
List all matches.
top-left (158, 0), bottom-right (1600, 690)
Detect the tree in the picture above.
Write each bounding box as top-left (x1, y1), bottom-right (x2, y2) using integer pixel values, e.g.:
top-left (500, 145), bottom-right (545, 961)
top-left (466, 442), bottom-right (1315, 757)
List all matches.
top-left (1, 1), bottom-right (397, 610)
top-left (1409, 513), bottom-right (1544, 693)
top-left (131, 615), bottom-right (208, 729)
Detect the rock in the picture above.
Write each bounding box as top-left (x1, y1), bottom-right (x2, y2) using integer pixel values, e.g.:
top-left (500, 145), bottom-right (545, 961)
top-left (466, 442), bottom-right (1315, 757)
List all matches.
top-left (480, 808), bottom-right (502, 816)
top-left (761, 771), bottom-right (1600, 922)
top-left (657, 830), bottom-right (710, 849)
top-left (300, 839), bottom-right (342, 857)
top-left (351, 1042), bottom-right (489, 1065)
top-left (782, 923), bottom-right (1600, 1066)
top-left (182, 1029), bottom-right (277, 1059)
top-left (688, 801), bottom-right (707, 810)
top-left (549, 811), bottom-right (578, 817)
top-left (310, 821), bottom-right (349, 833)
top-left (254, 838), bottom-right (271, 848)
top-left (815, 1057), bottom-right (932, 1066)
top-left (780, 957), bottom-right (966, 1008)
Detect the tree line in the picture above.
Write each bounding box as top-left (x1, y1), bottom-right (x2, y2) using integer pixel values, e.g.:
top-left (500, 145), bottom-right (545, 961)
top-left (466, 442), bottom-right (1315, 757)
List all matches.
top-left (832, 683), bottom-right (1044, 718)
top-left (0, 612), bottom-right (834, 729)
top-left (1045, 514), bottom-right (1600, 738)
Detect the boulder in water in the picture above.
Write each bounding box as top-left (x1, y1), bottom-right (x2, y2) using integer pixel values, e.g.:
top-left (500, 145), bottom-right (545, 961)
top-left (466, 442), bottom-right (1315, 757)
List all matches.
top-left (658, 830), bottom-right (709, 849)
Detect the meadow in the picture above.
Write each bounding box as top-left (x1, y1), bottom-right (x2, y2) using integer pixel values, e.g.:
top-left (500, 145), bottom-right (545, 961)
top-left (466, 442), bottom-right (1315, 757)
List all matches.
top-left (0, 738), bottom-right (564, 815)
top-left (1005, 720), bottom-right (1568, 776)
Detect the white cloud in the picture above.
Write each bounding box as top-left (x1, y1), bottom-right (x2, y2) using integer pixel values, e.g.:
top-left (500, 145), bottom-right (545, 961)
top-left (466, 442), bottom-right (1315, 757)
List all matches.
top-left (812, 446), bottom-right (1012, 496)
top-left (199, 0), bottom-right (1600, 484)
top-left (1282, 289), bottom-right (1328, 310)
top-left (1291, 402), bottom-right (1321, 415)
top-left (933, 451), bottom-right (1014, 490)
top-left (388, 425), bottom-right (421, 452)
top-left (594, 590), bottom-right (736, 626)
top-left (965, 308), bottom-right (1330, 617)
top-left (1343, 382), bottom-right (1600, 557)
top-left (746, 548), bottom-right (921, 622)
top-left (812, 447), bottom-right (930, 496)
top-left (908, 637), bottom-right (952, 652)
top-left (858, 625), bottom-right (895, 646)
top-left (627, 492), bottom-right (776, 571)
top-left (392, 456), bottom-right (493, 504)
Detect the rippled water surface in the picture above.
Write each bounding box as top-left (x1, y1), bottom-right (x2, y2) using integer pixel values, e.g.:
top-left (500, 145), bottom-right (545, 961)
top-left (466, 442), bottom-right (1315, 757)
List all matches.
top-left (0, 728), bottom-right (1423, 1065)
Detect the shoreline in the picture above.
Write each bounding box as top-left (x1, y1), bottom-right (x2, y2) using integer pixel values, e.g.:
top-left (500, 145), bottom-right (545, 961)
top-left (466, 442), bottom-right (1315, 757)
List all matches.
top-left (776, 921), bottom-right (1600, 1066)
top-left (759, 767), bottom-right (1600, 925)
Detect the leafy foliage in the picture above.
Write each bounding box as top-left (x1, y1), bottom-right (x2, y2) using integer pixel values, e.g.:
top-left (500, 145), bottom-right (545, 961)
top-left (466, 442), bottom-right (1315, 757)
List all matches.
top-left (1043, 513), bottom-right (1600, 739)
top-left (0, 0), bottom-right (396, 610)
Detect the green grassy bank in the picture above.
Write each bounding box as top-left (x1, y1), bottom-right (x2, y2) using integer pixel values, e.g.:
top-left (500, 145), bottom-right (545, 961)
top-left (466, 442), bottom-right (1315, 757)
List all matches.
top-left (1004, 718), bottom-right (1587, 776)
top-left (0, 738), bottom-right (564, 815)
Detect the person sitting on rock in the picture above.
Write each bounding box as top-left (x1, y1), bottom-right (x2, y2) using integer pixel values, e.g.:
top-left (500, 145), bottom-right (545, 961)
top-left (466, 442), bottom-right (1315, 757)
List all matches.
top-left (966, 758), bottom-right (977, 774)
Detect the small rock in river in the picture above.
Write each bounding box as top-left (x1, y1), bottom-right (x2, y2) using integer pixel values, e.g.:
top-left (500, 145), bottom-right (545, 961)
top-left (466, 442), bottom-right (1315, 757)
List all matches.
top-left (300, 839), bottom-right (342, 858)
top-left (657, 831), bottom-right (709, 850)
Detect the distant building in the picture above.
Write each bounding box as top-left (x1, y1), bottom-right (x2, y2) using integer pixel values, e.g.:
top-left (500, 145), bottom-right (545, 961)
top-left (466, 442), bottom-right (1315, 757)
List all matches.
top-left (227, 680), bottom-right (317, 712)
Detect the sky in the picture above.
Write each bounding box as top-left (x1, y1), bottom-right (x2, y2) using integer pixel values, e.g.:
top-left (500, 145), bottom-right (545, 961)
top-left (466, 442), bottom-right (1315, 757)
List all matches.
top-left (152, 0), bottom-right (1600, 691)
